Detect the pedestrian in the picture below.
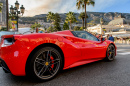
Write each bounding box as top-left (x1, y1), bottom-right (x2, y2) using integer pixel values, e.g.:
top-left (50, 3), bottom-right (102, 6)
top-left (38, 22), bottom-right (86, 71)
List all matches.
top-left (39, 28), bottom-right (43, 33)
top-left (100, 34), bottom-right (103, 40)
top-left (106, 34), bottom-right (110, 40)
top-left (96, 34), bottom-right (100, 39)
top-left (98, 34), bottom-right (101, 40)
top-left (108, 35), bottom-right (114, 42)
top-left (36, 28), bottom-right (39, 33)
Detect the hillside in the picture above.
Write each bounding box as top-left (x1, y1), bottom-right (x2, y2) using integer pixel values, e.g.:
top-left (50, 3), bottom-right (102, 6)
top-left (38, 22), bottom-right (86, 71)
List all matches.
top-left (19, 12), bottom-right (130, 25)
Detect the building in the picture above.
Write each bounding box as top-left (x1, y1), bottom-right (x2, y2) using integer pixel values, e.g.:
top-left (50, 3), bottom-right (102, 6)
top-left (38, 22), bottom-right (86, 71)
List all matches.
top-left (109, 14), bottom-right (130, 25)
top-left (0, 0), bottom-right (6, 25)
top-left (88, 24), bottom-right (103, 34)
top-left (108, 18), bottom-right (130, 25)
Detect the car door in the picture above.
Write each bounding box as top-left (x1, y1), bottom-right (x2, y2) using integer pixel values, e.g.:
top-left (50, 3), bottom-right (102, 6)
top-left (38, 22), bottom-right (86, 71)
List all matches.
top-left (72, 31), bottom-right (106, 60)
top-left (63, 36), bottom-right (83, 63)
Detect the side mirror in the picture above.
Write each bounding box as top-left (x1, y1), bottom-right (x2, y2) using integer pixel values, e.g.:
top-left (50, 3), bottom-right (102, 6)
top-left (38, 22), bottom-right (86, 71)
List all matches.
top-left (101, 38), bottom-right (106, 43)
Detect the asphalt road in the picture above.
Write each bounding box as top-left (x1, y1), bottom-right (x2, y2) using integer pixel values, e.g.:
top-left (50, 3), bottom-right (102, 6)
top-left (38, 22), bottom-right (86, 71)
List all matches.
top-left (0, 43), bottom-right (130, 86)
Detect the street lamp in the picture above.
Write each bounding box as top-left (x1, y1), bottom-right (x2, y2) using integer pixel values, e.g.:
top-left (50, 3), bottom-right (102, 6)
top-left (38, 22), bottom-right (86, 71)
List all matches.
top-left (15, 1), bottom-right (19, 10)
top-left (10, 5), bottom-right (14, 14)
top-left (20, 5), bottom-right (25, 16)
top-left (9, 0), bottom-right (25, 31)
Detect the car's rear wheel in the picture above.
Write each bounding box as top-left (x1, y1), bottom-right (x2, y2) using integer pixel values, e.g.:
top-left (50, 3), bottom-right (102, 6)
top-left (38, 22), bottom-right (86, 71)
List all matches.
top-left (105, 44), bottom-right (116, 61)
top-left (27, 47), bottom-right (63, 81)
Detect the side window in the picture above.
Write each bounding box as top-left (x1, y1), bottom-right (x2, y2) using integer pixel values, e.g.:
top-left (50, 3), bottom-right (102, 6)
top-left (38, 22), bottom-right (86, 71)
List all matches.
top-left (72, 31), bottom-right (99, 41)
top-left (87, 33), bottom-right (99, 41)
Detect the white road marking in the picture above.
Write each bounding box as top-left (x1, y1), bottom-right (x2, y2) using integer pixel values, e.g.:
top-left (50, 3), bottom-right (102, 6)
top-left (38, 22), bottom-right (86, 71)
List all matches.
top-left (117, 49), bottom-right (130, 55)
top-left (117, 49), bottom-right (130, 51)
top-left (117, 52), bottom-right (130, 55)
top-left (117, 49), bottom-right (126, 51)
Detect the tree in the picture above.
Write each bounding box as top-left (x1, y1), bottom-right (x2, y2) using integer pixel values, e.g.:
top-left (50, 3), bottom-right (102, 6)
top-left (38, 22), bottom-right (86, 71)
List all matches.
top-left (0, 3), bottom-right (3, 13)
top-left (53, 13), bottom-right (61, 31)
top-left (46, 12), bottom-right (61, 31)
top-left (73, 26), bottom-right (81, 31)
top-left (76, 0), bottom-right (95, 30)
top-left (63, 22), bottom-right (69, 30)
top-left (73, 26), bottom-right (83, 31)
top-left (30, 23), bottom-right (41, 32)
top-left (47, 26), bottom-right (55, 32)
top-left (65, 12), bottom-right (77, 30)
top-left (46, 12), bottom-right (55, 24)
top-left (78, 12), bottom-right (88, 29)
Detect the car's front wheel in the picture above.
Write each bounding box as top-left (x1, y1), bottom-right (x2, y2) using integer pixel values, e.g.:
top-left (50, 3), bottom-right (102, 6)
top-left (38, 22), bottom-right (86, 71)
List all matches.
top-left (105, 44), bottom-right (116, 61)
top-left (27, 47), bottom-right (63, 81)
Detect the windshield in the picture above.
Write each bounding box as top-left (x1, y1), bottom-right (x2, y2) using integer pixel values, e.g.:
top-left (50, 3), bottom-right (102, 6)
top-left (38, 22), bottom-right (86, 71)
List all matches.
top-left (71, 31), bottom-right (99, 41)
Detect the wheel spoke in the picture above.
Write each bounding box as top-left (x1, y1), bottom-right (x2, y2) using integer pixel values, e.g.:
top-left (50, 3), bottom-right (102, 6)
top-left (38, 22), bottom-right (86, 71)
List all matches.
top-left (39, 67), bottom-right (48, 76)
top-left (35, 60), bottom-right (45, 66)
top-left (36, 58), bottom-right (45, 62)
top-left (109, 46), bottom-right (112, 51)
top-left (38, 65), bottom-right (45, 76)
top-left (46, 51), bottom-right (51, 62)
top-left (42, 52), bottom-right (46, 59)
top-left (48, 66), bottom-right (54, 75)
top-left (108, 53), bottom-right (112, 59)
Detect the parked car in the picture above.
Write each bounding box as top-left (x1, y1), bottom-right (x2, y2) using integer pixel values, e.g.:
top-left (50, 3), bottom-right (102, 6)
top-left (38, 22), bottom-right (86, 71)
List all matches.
top-left (0, 30), bottom-right (116, 81)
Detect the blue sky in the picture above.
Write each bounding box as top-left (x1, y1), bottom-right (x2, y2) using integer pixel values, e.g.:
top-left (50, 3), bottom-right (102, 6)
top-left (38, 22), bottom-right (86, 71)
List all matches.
top-left (9, 0), bottom-right (130, 16)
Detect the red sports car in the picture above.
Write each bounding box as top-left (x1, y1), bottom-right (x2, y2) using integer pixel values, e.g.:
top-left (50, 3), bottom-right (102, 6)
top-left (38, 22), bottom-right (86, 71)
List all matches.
top-left (0, 30), bottom-right (116, 81)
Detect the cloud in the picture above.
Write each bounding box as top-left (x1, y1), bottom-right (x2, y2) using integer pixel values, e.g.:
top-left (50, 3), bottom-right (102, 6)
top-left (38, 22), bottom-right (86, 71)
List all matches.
top-left (9, 0), bottom-right (63, 16)
top-left (9, 0), bottom-right (130, 16)
top-left (24, 0), bottom-right (64, 16)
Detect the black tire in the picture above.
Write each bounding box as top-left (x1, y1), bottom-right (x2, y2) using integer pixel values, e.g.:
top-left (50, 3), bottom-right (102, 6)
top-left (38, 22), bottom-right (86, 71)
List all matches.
top-left (105, 44), bottom-right (116, 61)
top-left (26, 47), bottom-right (63, 81)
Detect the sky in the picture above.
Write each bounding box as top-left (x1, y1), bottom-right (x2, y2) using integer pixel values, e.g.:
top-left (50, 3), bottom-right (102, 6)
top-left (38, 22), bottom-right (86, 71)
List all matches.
top-left (9, 0), bottom-right (130, 17)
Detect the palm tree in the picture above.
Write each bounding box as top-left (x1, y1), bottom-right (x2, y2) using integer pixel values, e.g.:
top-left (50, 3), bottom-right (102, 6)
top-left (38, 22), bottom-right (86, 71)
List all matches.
top-left (78, 12), bottom-right (88, 29)
top-left (76, 0), bottom-right (95, 30)
top-left (30, 23), bottom-right (41, 32)
top-left (63, 22), bottom-right (69, 30)
top-left (65, 12), bottom-right (77, 30)
top-left (53, 13), bottom-right (61, 31)
top-left (46, 12), bottom-right (55, 24)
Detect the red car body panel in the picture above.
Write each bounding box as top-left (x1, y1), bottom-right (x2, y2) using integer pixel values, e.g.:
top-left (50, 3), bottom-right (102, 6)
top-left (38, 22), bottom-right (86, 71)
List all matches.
top-left (0, 30), bottom-right (116, 76)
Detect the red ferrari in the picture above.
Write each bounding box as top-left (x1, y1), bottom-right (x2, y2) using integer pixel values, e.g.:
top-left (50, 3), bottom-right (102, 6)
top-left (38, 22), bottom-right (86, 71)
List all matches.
top-left (0, 30), bottom-right (116, 81)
